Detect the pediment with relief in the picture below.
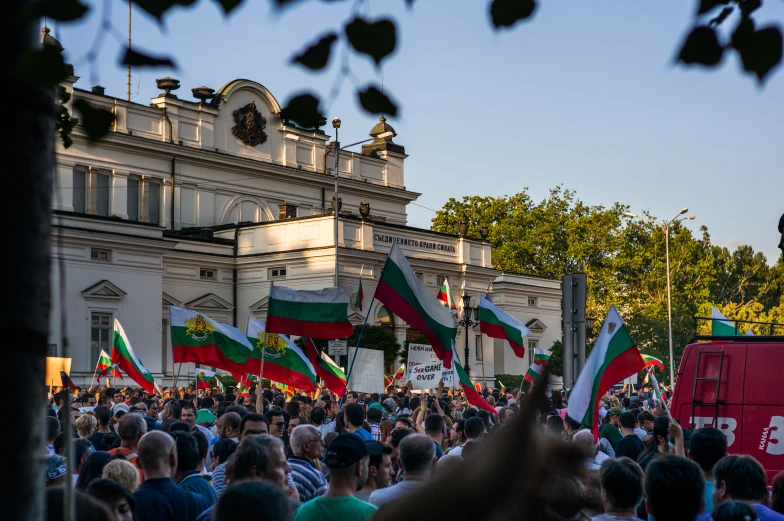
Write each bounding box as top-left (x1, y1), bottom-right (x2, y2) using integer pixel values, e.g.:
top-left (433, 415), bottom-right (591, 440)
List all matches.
top-left (82, 280), bottom-right (127, 301)
top-left (162, 292), bottom-right (181, 308)
top-left (185, 293), bottom-right (234, 311)
top-left (525, 318), bottom-right (547, 332)
top-left (249, 296), bottom-right (268, 313)
top-left (348, 313), bottom-right (365, 326)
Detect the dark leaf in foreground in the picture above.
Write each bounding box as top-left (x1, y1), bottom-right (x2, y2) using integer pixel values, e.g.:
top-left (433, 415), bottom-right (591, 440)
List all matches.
top-left (14, 46), bottom-right (71, 88)
top-left (345, 17), bottom-right (397, 66)
top-left (213, 0), bottom-right (243, 14)
top-left (130, 0), bottom-right (196, 22)
top-left (489, 0), bottom-right (537, 29)
top-left (709, 6), bottom-right (733, 27)
top-left (357, 85), bottom-right (398, 117)
top-left (738, 0), bottom-right (762, 17)
top-left (21, 0), bottom-right (89, 22)
top-left (677, 26), bottom-right (724, 66)
top-left (74, 100), bottom-right (115, 142)
top-left (291, 33), bottom-right (338, 70)
top-left (121, 48), bottom-right (176, 68)
top-left (697, 0), bottom-right (730, 15)
top-left (734, 26), bottom-right (784, 84)
top-left (280, 93), bottom-right (325, 129)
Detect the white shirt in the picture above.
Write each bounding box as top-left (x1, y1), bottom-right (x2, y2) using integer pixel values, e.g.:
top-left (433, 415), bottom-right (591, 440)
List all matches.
top-left (369, 480), bottom-right (425, 507)
top-left (634, 427), bottom-right (648, 439)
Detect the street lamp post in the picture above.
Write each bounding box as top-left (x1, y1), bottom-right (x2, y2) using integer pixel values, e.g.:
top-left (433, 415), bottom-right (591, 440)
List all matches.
top-left (328, 118), bottom-right (394, 288)
top-left (625, 208), bottom-right (695, 386)
top-left (458, 294), bottom-right (479, 376)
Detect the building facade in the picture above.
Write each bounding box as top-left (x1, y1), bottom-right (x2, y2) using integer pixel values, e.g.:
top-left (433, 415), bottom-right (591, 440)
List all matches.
top-left (50, 71), bottom-right (562, 388)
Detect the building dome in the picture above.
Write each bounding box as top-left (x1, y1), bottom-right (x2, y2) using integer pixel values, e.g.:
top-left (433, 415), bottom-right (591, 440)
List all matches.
top-left (369, 116), bottom-right (396, 140)
top-left (41, 26), bottom-right (63, 51)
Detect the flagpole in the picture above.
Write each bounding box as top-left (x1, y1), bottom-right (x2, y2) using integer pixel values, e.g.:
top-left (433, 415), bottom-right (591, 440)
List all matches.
top-left (343, 295), bottom-right (376, 404)
top-left (90, 361), bottom-right (99, 387)
top-left (173, 363), bottom-right (182, 390)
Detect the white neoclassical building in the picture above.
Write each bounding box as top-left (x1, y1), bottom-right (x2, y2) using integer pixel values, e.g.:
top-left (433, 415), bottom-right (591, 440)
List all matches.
top-left (50, 68), bottom-right (563, 387)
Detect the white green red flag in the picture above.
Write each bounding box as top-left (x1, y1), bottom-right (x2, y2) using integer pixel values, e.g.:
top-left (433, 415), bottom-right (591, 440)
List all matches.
top-left (265, 285), bottom-right (353, 339)
top-left (97, 361), bottom-right (121, 382)
top-left (451, 343), bottom-right (495, 414)
top-left (169, 306), bottom-right (253, 376)
top-left (196, 369), bottom-right (215, 389)
top-left (641, 354), bottom-right (665, 372)
top-left (355, 278), bottom-right (364, 312)
top-left (436, 278), bottom-right (456, 309)
top-left (386, 364), bottom-right (406, 386)
top-left (111, 319), bottom-right (156, 394)
top-left (566, 306), bottom-right (645, 438)
top-left (533, 348), bottom-right (552, 365)
top-left (244, 317), bottom-right (317, 392)
top-left (304, 338), bottom-right (347, 396)
top-left (96, 349), bottom-right (122, 378)
top-left (215, 376), bottom-right (226, 393)
top-left (478, 294), bottom-right (531, 358)
top-left (524, 362), bottom-right (544, 383)
top-left (711, 306), bottom-right (740, 336)
top-left (375, 243), bottom-right (457, 368)
top-left (648, 369), bottom-right (665, 403)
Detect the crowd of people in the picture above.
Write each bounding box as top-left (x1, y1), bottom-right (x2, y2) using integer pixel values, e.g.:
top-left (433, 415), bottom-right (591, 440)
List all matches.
top-left (43, 377), bottom-right (784, 521)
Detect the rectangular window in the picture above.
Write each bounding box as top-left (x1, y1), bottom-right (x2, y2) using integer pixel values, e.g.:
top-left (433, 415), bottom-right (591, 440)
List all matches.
top-left (148, 180), bottom-right (160, 225)
top-left (73, 168), bottom-right (87, 213)
top-left (200, 268), bottom-right (216, 280)
top-left (437, 275), bottom-right (446, 286)
top-left (528, 297), bottom-right (537, 307)
top-left (96, 173), bottom-right (110, 216)
top-left (127, 178), bottom-right (139, 221)
top-left (278, 204), bottom-right (297, 220)
top-left (528, 339), bottom-right (539, 366)
top-left (269, 267), bottom-right (287, 279)
top-left (91, 249), bottom-right (111, 262)
top-left (90, 312), bottom-right (112, 367)
top-left (475, 335), bottom-right (483, 362)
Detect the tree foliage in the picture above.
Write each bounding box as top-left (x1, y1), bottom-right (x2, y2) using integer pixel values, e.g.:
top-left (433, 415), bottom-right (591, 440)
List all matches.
top-left (296, 325), bottom-right (402, 369)
top-left (432, 188), bottom-right (784, 383)
top-left (17, 0), bottom-right (783, 147)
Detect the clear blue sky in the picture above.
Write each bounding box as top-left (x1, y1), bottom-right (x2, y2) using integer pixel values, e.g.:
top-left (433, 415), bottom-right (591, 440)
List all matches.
top-left (57, 0), bottom-right (784, 262)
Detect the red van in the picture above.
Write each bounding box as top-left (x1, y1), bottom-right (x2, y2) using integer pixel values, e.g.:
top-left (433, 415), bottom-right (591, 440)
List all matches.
top-left (670, 335), bottom-right (784, 483)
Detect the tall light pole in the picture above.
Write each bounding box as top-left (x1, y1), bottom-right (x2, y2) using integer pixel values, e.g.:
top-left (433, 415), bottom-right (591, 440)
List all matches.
top-left (328, 119), bottom-right (394, 288)
top-left (458, 294), bottom-right (479, 376)
top-left (625, 208), bottom-right (695, 386)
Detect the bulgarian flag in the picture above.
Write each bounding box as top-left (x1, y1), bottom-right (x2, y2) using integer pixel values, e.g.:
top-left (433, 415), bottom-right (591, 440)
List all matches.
top-left (478, 294), bottom-right (531, 358)
top-left (452, 343), bottom-right (496, 415)
top-left (566, 306), bottom-right (645, 439)
top-left (111, 319), bottom-right (156, 394)
top-left (304, 338), bottom-right (347, 396)
top-left (96, 349), bottom-right (122, 379)
top-left (355, 278), bottom-right (364, 312)
top-left (196, 369), bottom-right (215, 389)
top-left (265, 285), bottom-right (354, 339)
top-left (524, 362), bottom-right (544, 383)
top-left (60, 370), bottom-right (77, 390)
top-left (386, 364), bottom-right (406, 386)
top-left (244, 317), bottom-right (317, 392)
top-left (169, 306), bottom-right (253, 376)
top-left (711, 306), bottom-right (740, 336)
top-left (534, 348), bottom-right (553, 365)
top-left (641, 354), bottom-right (665, 372)
top-left (375, 243), bottom-right (457, 368)
top-left (436, 278), bottom-right (456, 309)
top-left (215, 376), bottom-right (226, 393)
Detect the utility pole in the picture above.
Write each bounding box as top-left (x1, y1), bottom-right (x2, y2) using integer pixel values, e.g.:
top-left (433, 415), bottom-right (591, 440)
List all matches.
top-left (127, 0), bottom-right (132, 101)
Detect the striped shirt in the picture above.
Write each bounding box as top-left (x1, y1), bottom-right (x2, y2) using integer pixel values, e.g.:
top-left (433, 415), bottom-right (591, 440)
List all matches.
top-left (211, 463), bottom-right (227, 499)
top-left (288, 456), bottom-right (327, 502)
top-left (369, 423), bottom-right (382, 442)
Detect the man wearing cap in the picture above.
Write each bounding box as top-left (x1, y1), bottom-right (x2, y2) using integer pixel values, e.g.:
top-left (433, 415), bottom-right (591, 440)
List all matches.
top-left (294, 434), bottom-right (377, 521)
top-left (356, 441), bottom-right (393, 503)
top-left (599, 407), bottom-right (623, 449)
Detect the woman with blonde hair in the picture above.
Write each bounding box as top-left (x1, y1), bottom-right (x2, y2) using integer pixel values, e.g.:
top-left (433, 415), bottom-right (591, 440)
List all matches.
top-left (76, 414), bottom-right (98, 440)
top-left (101, 458), bottom-right (140, 492)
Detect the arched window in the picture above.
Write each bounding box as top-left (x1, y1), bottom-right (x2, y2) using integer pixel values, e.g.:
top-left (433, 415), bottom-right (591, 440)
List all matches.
top-left (376, 306), bottom-right (394, 327)
top-left (220, 197), bottom-right (273, 224)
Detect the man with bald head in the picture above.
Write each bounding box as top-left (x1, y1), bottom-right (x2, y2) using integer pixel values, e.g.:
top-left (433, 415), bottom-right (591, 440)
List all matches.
top-left (206, 411), bottom-right (241, 469)
top-left (369, 433), bottom-right (436, 507)
top-left (133, 431), bottom-right (210, 521)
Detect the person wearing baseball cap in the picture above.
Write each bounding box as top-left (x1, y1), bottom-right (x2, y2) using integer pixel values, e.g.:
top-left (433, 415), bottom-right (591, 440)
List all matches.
top-left (599, 406), bottom-right (624, 450)
top-left (293, 434), bottom-right (377, 521)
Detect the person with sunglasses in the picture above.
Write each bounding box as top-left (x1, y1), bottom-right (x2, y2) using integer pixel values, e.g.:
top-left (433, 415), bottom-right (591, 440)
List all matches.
top-left (265, 410), bottom-right (287, 438)
top-left (288, 425), bottom-right (328, 502)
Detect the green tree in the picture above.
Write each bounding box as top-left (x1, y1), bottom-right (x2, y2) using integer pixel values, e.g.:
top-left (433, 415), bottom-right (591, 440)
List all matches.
top-left (297, 325), bottom-right (402, 369)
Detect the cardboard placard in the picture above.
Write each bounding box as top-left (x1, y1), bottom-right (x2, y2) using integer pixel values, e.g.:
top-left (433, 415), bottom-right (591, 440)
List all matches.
top-left (406, 343), bottom-right (455, 389)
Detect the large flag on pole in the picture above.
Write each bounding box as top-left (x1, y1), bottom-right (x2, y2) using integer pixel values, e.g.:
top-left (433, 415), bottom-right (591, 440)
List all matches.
top-left (169, 307), bottom-right (253, 376)
top-left (304, 338), bottom-right (347, 396)
top-left (478, 294), bottom-right (531, 358)
top-left (711, 306), bottom-right (740, 336)
top-left (96, 349), bottom-right (122, 379)
top-left (566, 306), bottom-right (645, 439)
top-left (436, 278), bottom-right (457, 309)
top-left (451, 342), bottom-right (495, 414)
top-left (111, 319), bottom-right (156, 394)
top-left (374, 243), bottom-right (457, 368)
top-left (265, 285), bottom-right (353, 339)
top-left (641, 354), bottom-right (665, 372)
top-left (244, 317), bottom-right (317, 392)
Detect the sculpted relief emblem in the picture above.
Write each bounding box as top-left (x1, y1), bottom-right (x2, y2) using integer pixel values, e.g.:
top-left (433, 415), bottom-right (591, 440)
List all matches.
top-left (231, 101), bottom-right (267, 147)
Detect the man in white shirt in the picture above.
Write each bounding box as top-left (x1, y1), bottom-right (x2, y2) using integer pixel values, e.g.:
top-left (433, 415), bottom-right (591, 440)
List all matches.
top-left (448, 417), bottom-right (484, 457)
top-left (369, 434), bottom-right (436, 507)
top-left (592, 457), bottom-right (644, 521)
